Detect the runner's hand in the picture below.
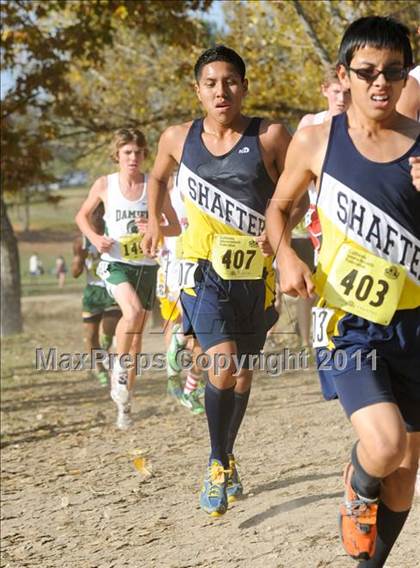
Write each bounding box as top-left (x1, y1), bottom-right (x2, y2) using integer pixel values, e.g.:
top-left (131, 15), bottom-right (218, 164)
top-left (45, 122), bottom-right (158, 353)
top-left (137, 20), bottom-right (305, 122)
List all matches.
top-left (92, 235), bottom-right (114, 253)
top-left (278, 254), bottom-right (315, 299)
top-left (135, 218), bottom-right (148, 234)
top-left (256, 231), bottom-right (274, 256)
top-left (142, 218), bottom-right (162, 258)
top-left (409, 156), bottom-right (420, 191)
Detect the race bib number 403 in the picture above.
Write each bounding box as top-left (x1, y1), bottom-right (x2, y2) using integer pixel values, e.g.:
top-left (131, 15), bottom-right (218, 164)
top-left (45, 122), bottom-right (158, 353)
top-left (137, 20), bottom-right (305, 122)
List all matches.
top-left (211, 235), bottom-right (264, 280)
top-left (323, 244), bottom-right (406, 325)
top-left (119, 234), bottom-right (143, 261)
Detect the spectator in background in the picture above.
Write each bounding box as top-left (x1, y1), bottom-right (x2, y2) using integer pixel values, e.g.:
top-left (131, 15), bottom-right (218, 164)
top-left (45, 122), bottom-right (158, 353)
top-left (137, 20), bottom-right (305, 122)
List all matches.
top-left (29, 252), bottom-right (43, 277)
top-left (55, 255), bottom-right (67, 288)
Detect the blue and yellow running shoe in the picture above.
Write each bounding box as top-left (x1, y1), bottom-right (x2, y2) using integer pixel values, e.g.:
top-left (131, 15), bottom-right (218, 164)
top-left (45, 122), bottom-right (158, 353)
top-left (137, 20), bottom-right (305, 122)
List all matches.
top-left (227, 454), bottom-right (243, 502)
top-left (199, 459), bottom-right (228, 517)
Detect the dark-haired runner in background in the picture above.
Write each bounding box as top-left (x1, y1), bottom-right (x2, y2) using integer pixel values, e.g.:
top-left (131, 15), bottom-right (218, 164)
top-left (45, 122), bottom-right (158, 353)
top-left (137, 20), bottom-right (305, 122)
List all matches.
top-left (72, 202), bottom-right (121, 387)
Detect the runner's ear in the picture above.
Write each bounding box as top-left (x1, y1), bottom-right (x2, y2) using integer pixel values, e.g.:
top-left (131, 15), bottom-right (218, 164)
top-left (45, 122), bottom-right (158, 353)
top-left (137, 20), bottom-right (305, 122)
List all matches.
top-left (195, 82), bottom-right (202, 103)
top-left (242, 78), bottom-right (248, 96)
top-left (337, 64), bottom-right (350, 90)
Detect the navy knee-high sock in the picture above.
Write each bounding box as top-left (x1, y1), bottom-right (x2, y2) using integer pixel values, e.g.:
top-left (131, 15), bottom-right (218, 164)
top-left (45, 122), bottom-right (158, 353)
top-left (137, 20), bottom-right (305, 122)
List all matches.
top-left (351, 443), bottom-right (381, 500)
top-left (204, 381), bottom-right (235, 468)
top-left (225, 389), bottom-right (251, 455)
top-left (358, 502), bottom-right (410, 567)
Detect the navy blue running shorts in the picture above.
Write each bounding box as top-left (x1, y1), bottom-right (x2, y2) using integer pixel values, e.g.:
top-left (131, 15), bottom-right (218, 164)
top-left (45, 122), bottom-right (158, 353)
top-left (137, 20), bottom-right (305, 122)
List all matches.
top-left (180, 260), bottom-right (277, 367)
top-left (316, 308), bottom-right (420, 432)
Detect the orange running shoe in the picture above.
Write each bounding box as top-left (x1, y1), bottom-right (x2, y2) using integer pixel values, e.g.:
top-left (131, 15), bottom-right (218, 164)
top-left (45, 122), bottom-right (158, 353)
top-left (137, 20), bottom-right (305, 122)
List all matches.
top-left (339, 463), bottom-right (378, 561)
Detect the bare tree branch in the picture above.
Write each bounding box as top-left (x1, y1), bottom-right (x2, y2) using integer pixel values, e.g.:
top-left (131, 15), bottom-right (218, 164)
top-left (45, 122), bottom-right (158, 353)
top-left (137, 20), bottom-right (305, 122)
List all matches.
top-left (291, 0), bottom-right (332, 68)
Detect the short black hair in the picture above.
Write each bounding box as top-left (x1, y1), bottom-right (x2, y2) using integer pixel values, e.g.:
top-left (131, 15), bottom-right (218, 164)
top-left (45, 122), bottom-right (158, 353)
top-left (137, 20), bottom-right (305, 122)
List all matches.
top-left (194, 45), bottom-right (246, 81)
top-left (338, 16), bottom-right (413, 68)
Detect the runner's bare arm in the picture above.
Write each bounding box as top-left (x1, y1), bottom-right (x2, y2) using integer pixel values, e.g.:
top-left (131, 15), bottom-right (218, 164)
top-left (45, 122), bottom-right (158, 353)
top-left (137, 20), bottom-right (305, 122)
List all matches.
top-left (297, 114), bottom-right (316, 130)
top-left (289, 191), bottom-right (310, 228)
top-left (256, 122), bottom-right (292, 256)
top-left (266, 127), bottom-right (319, 298)
top-left (75, 177), bottom-right (114, 253)
top-left (161, 193), bottom-right (181, 237)
top-left (142, 124), bottom-right (188, 257)
top-left (258, 188), bottom-right (309, 255)
top-left (409, 156), bottom-right (420, 191)
top-left (260, 121), bottom-right (292, 181)
top-left (71, 236), bottom-right (87, 278)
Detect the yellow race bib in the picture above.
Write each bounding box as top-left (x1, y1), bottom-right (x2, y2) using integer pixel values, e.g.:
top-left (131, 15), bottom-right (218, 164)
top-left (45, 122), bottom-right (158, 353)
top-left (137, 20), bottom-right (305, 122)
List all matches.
top-left (119, 234), bottom-right (144, 262)
top-left (323, 244), bottom-right (406, 325)
top-left (211, 235), bottom-right (263, 280)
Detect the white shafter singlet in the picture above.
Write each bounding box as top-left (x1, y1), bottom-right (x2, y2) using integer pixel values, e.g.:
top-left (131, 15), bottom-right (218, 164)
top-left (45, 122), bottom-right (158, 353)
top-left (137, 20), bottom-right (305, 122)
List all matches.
top-left (162, 183), bottom-right (188, 257)
top-left (308, 111), bottom-right (327, 204)
top-left (409, 65), bottom-right (420, 85)
top-left (409, 65), bottom-right (420, 122)
top-left (292, 110), bottom-right (328, 238)
top-left (159, 183), bottom-right (189, 296)
top-left (101, 172), bottom-right (156, 266)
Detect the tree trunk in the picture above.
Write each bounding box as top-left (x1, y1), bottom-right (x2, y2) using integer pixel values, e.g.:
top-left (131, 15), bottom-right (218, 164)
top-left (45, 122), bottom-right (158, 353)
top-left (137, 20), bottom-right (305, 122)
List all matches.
top-left (1, 197), bottom-right (23, 336)
top-left (23, 189), bottom-right (30, 232)
top-left (292, 0), bottom-right (332, 69)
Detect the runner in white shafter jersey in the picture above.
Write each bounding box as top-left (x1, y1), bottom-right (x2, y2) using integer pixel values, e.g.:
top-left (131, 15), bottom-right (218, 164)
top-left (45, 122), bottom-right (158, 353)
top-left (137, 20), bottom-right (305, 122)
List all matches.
top-left (157, 178), bottom-right (205, 414)
top-left (291, 67), bottom-right (350, 350)
top-left (76, 128), bottom-right (180, 429)
top-left (397, 62), bottom-right (420, 498)
top-left (397, 64), bottom-right (420, 121)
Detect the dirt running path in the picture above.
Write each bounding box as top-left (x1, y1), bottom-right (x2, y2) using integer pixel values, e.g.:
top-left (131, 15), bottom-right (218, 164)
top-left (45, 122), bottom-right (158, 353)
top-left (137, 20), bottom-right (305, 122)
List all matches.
top-left (1, 297), bottom-right (419, 568)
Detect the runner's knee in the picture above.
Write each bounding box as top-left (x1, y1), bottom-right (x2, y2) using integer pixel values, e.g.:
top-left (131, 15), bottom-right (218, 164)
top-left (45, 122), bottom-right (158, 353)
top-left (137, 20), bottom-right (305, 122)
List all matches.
top-left (121, 305), bottom-right (143, 327)
top-left (361, 431), bottom-right (407, 470)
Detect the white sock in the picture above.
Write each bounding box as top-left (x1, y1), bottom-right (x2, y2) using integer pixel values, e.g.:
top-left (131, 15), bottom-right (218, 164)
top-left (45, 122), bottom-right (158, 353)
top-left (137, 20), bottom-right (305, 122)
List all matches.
top-left (183, 373), bottom-right (199, 394)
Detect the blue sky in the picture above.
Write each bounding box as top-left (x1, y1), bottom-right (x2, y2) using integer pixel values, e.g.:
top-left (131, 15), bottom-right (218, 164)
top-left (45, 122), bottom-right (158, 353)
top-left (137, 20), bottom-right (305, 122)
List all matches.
top-left (1, 1), bottom-right (228, 99)
top-left (202, 0), bottom-right (227, 31)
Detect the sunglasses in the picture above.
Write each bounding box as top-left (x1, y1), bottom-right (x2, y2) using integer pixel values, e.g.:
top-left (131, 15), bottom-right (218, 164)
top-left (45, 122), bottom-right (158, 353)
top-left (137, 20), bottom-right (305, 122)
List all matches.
top-left (347, 66), bottom-right (409, 82)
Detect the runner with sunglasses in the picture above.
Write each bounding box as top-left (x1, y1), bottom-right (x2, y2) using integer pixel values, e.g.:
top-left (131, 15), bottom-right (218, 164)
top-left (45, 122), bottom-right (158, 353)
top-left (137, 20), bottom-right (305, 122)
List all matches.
top-left (267, 16), bottom-right (419, 567)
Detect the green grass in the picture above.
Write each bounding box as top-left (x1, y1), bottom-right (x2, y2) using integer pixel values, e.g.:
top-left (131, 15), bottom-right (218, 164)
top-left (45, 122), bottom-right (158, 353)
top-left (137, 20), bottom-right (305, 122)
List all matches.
top-left (8, 187), bottom-right (88, 234)
top-left (8, 187), bottom-right (89, 297)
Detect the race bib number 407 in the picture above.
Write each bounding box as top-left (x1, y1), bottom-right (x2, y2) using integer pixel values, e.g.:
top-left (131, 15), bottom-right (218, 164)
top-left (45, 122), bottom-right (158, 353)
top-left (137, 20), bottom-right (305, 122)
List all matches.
top-left (211, 235), bottom-right (264, 280)
top-left (323, 244), bottom-right (406, 325)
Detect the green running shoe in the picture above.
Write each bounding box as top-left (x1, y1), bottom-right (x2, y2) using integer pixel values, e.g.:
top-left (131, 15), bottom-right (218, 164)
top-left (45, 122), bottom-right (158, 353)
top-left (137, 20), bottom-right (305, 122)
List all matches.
top-left (96, 370), bottom-right (109, 387)
top-left (195, 379), bottom-right (206, 398)
top-left (167, 374), bottom-right (183, 400)
top-left (167, 324), bottom-right (185, 375)
top-left (180, 390), bottom-right (205, 414)
top-left (199, 459), bottom-right (228, 517)
top-left (226, 454), bottom-right (243, 502)
top-left (99, 334), bottom-right (113, 351)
